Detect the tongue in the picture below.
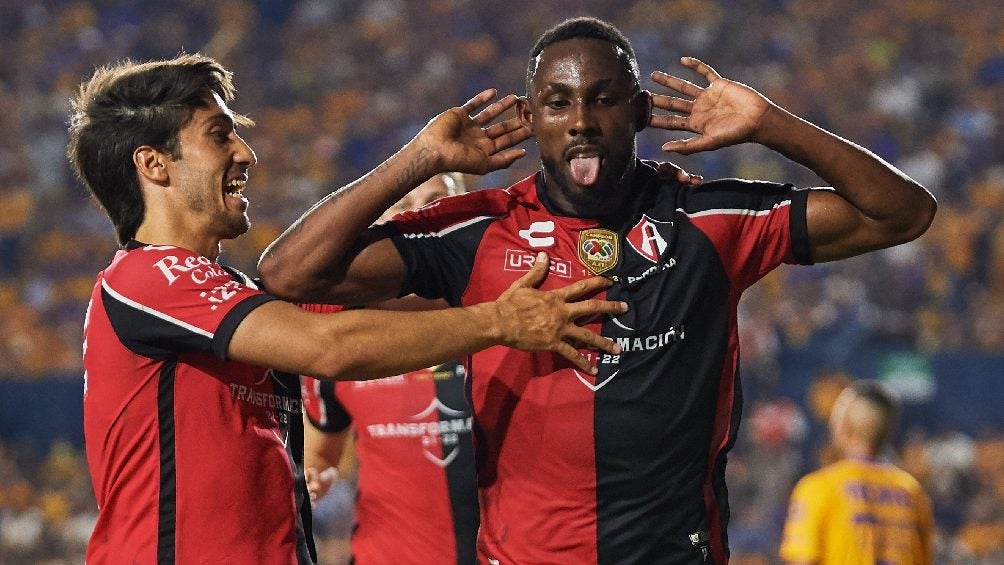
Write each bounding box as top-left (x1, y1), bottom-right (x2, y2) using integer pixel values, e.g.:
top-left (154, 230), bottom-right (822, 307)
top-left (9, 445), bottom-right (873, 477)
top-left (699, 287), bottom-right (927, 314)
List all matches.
top-left (570, 156), bottom-right (600, 186)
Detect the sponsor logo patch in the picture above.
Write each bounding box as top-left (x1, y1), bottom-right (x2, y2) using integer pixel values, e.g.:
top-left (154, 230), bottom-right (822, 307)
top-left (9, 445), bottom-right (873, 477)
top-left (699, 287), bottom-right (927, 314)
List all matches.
top-left (503, 249), bottom-right (572, 278)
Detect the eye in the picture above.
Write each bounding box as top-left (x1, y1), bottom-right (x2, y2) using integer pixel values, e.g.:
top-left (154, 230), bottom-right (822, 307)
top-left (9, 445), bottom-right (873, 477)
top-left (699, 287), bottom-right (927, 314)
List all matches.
top-left (596, 95), bottom-right (618, 106)
top-left (545, 98), bottom-right (570, 110)
top-left (210, 129), bottom-right (231, 144)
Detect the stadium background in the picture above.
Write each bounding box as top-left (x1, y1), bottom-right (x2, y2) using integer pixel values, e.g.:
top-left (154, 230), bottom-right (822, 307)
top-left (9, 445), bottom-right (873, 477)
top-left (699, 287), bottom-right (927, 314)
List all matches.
top-left (0, 0), bottom-right (1001, 563)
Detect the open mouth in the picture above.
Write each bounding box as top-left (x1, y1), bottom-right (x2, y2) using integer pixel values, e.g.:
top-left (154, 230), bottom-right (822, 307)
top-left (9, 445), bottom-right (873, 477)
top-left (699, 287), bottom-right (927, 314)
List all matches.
top-left (224, 178), bottom-right (247, 202)
top-left (566, 148), bottom-right (603, 186)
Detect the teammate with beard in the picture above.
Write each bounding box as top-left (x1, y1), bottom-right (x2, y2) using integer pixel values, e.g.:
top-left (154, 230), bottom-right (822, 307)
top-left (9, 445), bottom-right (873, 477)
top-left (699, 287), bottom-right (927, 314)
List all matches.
top-left (258, 18), bottom-right (936, 564)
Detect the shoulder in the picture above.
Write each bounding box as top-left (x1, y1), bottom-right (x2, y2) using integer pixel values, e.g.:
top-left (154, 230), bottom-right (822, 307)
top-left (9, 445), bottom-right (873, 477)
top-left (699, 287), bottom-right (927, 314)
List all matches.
top-left (103, 244), bottom-right (225, 293)
top-left (675, 178), bottom-right (801, 213)
top-left (792, 465), bottom-right (838, 497)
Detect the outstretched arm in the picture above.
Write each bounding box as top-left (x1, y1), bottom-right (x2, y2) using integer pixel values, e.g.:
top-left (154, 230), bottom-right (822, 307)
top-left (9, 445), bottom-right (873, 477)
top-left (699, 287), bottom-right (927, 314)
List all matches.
top-left (233, 254), bottom-right (626, 380)
top-left (649, 57), bottom-right (936, 262)
top-left (258, 90), bottom-right (531, 304)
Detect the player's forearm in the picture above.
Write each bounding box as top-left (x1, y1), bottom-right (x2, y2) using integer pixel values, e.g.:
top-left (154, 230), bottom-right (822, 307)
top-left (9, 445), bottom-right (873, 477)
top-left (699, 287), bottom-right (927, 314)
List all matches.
top-left (308, 304), bottom-right (504, 381)
top-left (258, 142), bottom-right (440, 301)
top-left (756, 105), bottom-right (936, 243)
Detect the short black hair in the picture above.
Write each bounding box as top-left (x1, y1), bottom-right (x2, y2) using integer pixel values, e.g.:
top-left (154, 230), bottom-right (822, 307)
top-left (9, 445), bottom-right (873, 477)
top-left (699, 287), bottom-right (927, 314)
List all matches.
top-left (525, 17), bottom-right (640, 96)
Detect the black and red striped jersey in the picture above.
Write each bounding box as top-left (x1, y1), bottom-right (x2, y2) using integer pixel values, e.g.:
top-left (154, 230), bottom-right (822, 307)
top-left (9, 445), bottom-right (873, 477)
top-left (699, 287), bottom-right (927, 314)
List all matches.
top-left (302, 358), bottom-right (478, 565)
top-left (82, 241), bottom-right (314, 564)
top-left (388, 162), bottom-right (812, 564)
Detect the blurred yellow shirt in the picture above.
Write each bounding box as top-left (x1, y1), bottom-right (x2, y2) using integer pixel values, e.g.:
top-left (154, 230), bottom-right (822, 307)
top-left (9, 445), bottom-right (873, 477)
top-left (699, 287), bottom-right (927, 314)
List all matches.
top-left (779, 458), bottom-right (934, 565)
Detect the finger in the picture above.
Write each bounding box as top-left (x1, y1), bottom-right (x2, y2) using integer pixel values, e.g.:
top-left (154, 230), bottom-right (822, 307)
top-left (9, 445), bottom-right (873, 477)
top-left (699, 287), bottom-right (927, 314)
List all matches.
top-left (471, 93), bottom-right (519, 126)
top-left (649, 113), bottom-right (696, 133)
top-left (487, 128), bottom-right (533, 154)
top-left (567, 326), bottom-right (621, 355)
top-left (508, 252), bottom-right (549, 289)
top-left (680, 56), bottom-right (722, 82)
top-left (484, 119), bottom-right (533, 153)
top-left (679, 170), bottom-right (703, 185)
top-left (483, 117), bottom-right (526, 140)
top-left (650, 93), bottom-right (693, 114)
top-left (551, 275), bottom-right (614, 301)
top-left (564, 297), bottom-right (629, 320)
top-left (662, 136), bottom-right (715, 156)
top-left (460, 89), bottom-right (498, 116)
top-left (652, 161), bottom-right (703, 186)
top-left (651, 71), bottom-right (702, 98)
top-left (553, 341), bottom-right (599, 374)
top-left (483, 148), bottom-right (528, 172)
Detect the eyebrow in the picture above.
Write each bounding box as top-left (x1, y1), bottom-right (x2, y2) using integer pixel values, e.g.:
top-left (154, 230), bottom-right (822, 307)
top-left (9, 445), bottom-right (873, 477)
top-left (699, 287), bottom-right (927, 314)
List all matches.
top-left (200, 112), bottom-right (236, 128)
top-left (540, 78), bottom-right (633, 97)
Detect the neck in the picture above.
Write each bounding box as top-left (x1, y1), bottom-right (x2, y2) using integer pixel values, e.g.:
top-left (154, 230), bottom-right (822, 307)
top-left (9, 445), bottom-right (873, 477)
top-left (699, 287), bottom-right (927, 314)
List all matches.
top-left (134, 222), bottom-right (222, 259)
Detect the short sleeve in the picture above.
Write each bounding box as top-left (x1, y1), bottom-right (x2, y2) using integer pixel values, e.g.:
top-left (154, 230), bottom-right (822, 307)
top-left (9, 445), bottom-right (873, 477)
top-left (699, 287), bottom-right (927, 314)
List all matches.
top-left (100, 245), bottom-right (275, 360)
top-left (301, 376), bottom-right (351, 433)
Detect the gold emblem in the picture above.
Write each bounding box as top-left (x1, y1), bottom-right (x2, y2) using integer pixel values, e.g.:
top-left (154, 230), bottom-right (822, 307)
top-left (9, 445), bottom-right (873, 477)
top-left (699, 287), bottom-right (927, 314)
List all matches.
top-left (577, 229), bottom-right (619, 275)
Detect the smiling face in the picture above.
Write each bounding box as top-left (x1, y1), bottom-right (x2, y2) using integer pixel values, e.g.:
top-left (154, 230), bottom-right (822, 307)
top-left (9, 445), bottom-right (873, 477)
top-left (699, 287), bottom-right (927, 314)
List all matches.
top-left (168, 92), bottom-right (257, 242)
top-left (518, 37), bottom-right (649, 217)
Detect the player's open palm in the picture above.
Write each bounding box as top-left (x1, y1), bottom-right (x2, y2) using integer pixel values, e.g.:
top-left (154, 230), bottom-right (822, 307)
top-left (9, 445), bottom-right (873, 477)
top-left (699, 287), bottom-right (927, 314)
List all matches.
top-left (649, 57), bottom-right (775, 155)
top-left (491, 252), bottom-right (626, 374)
top-left (415, 89), bottom-right (532, 175)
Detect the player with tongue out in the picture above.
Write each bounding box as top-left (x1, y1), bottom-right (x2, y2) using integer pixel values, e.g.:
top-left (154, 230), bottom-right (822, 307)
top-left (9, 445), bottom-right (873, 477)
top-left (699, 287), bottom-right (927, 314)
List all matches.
top-left (259, 16), bottom-right (935, 565)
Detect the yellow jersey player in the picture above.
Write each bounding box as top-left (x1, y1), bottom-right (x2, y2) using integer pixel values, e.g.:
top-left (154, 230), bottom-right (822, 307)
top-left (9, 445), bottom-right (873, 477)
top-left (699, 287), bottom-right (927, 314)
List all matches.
top-left (780, 380), bottom-right (934, 565)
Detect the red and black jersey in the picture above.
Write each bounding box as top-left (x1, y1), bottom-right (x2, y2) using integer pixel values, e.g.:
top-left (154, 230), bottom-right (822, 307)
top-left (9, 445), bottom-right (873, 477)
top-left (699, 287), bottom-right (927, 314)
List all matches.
top-left (388, 162), bottom-right (812, 565)
top-left (302, 354), bottom-right (478, 565)
top-left (82, 241), bottom-right (314, 565)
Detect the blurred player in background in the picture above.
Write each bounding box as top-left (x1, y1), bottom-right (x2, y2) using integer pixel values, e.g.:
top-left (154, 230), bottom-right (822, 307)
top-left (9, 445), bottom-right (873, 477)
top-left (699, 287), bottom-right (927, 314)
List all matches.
top-left (780, 380), bottom-right (934, 564)
top-left (301, 173), bottom-right (480, 565)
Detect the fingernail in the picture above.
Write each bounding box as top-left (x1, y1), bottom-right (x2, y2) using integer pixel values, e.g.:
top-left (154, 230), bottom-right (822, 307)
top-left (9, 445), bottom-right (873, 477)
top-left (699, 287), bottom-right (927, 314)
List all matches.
top-left (536, 251), bottom-right (546, 262)
top-left (590, 366), bottom-right (599, 375)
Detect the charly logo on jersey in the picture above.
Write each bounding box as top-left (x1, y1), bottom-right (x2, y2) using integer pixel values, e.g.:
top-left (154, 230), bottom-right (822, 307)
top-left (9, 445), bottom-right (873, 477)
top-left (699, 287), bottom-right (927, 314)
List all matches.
top-left (503, 250), bottom-right (572, 278)
top-left (366, 396), bottom-right (472, 468)
top-left (626, 215), bottom-right (672, 263)
top-left (577, 228), bottom-right (618, 275)
top-left (518, 220), bottom-right (556, 247)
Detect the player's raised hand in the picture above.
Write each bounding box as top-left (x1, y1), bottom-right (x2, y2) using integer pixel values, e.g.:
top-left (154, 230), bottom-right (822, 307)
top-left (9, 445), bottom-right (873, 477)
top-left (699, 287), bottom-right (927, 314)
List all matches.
top-left (641, 159), bottom-right (704, 185)
top-left (413, 89), bottom-right (532, 175)
top-left (489, 252), bottom-right (626, 374)
top-left (649, 57), bottom-right (775, 155)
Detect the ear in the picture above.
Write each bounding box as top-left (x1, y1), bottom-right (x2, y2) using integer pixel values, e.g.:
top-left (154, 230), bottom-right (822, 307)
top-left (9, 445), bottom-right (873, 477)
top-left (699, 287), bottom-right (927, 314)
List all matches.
top-left (133, 146), bottom-right (169, 184)
top-left (634, 90), bottom-right (652, 132)
top-left (515, 96), bottom-right (534, 132)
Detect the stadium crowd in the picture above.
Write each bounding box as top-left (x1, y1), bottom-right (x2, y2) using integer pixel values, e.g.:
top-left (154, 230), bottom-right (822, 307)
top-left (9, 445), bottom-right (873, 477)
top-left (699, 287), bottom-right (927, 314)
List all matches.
top-left (0, 0), bottom-right (1001, 563)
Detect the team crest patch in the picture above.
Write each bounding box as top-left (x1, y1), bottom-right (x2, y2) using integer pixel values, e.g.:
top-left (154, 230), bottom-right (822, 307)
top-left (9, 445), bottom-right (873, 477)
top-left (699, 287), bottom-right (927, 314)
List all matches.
top-left (577, 228), bottom-right (619, 275)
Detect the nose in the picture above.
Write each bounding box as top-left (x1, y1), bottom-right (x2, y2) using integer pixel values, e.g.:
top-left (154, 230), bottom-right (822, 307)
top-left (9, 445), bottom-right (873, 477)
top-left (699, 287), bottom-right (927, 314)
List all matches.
top-left (568, 102), bottom-right (599, 138)
top-left (235, 133), bottom-right (257, 168)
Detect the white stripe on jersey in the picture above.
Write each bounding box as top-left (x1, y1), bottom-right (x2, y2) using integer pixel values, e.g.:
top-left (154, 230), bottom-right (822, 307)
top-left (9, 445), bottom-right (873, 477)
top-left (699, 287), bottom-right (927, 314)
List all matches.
top-left (101, 278), bottom-right (214, 339)
top-left (679, 199), bottom-right (791, 219)
top-left (399, 215), bottom-right (498, 238)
